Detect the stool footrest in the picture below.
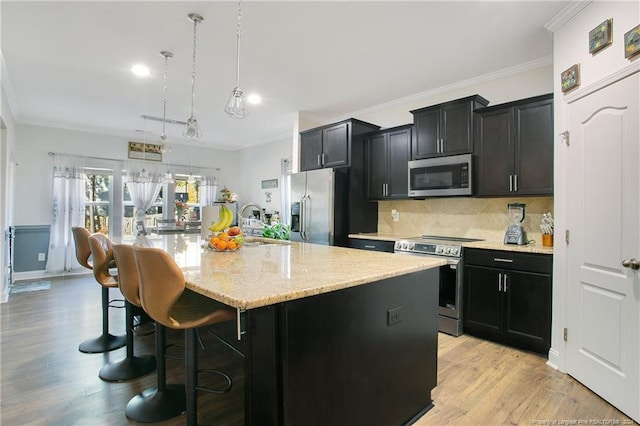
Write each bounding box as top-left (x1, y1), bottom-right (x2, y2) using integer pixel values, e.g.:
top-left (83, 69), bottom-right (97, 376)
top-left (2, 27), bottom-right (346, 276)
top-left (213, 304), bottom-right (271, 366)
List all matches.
top-left (195, 369), bottom-right (232, 395)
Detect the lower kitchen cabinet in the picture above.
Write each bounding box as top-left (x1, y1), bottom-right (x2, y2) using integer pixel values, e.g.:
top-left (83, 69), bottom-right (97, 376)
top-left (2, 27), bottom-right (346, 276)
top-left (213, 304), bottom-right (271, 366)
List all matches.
top-left (463, 248), bottom-right (552, 354)
top-left (348, 238), bottom-right (395, 253)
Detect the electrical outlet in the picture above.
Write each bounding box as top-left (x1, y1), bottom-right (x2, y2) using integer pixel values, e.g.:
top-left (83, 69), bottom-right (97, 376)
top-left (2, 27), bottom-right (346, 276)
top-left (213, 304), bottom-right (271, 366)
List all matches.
top-left (391, 209), bottom-right (400, 222)
top-left (38, 253), bottom-right (46, 262)
top-left (387, 306), bottom-right (402, 326)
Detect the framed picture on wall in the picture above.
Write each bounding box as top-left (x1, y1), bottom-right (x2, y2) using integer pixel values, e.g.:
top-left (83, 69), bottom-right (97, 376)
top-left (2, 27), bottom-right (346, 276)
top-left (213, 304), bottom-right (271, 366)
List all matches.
top-left (561, 64), bottom-right (580, 93)
top-left (589, 18), bottom-right (613, 54)
top-left (128, 141), bottom-right (162, 162)
top-left (624, 24), bottom-right (640, 59)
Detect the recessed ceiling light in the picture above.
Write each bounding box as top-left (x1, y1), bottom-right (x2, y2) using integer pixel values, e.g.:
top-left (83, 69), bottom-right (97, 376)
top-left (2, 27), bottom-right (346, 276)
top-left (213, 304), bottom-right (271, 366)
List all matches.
top-left (247, 94), bottom-right (261, 105)
top-left (131, 64), bottom-right (151, 77)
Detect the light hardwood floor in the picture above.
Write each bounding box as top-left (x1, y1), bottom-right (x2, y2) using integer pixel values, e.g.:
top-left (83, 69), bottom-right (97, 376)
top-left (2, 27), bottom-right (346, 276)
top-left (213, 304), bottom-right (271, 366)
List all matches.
top-left (1, 275), bottom-right (635, 425)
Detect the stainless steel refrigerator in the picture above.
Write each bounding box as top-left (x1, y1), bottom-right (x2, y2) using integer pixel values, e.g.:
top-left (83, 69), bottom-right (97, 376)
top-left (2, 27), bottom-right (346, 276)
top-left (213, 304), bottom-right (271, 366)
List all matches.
top-left (290, 168), bottom-right (349, 246)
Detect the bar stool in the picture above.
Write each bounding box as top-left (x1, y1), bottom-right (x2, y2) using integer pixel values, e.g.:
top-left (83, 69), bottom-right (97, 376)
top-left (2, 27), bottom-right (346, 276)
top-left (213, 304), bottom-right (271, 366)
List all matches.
top-left (71, 227), bottom-right (93, 270)
top-left (133, 246), bottom-right (236, 426)
top-left (98, 244), bottom-right (156, 381)
top-left (78, 233), bottom-right (126, 354)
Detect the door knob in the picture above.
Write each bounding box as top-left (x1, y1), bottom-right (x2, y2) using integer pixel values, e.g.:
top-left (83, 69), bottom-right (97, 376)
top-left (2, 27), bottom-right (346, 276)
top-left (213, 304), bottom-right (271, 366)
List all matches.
top-left (621, 258), bottom-right (640, 270)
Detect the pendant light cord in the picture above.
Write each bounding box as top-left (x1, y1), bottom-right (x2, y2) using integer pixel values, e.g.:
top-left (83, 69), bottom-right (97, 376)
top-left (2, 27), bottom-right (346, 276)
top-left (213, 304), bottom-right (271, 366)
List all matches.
top-left (161, 52), bottom-right (171, 140)
top-left (235, 0), bottom-right (242, 88)
top-left (190, 17), bottom-right (199, 116)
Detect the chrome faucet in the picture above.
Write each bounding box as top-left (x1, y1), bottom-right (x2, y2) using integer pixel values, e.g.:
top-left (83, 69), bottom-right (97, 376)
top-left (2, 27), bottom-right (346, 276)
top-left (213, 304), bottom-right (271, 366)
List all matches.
top-left (239, 202), bottom-right (266, 225)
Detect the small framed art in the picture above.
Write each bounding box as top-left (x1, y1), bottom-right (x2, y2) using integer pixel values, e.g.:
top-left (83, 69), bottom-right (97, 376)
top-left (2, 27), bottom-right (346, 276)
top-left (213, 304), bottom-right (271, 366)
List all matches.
top-left (561, 64), bottom-right (580, 93)
top-left (589, 19), bottom-right (613, 54)
top-left (128, 141), bottom-right (163, 161)
top-left (624, 24), bottom-right (640, 59)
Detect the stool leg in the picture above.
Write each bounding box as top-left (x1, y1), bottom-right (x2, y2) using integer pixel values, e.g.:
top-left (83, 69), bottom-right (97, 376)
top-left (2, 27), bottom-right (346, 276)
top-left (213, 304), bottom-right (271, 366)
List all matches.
top-left (98, 300), bottom-right (156, 381)
top-left (78, 286), bottom-right (126, 353)
top-left (186, 328), bottom-right (198, 426)
top-left (125, 323), bottom-right (186, 422)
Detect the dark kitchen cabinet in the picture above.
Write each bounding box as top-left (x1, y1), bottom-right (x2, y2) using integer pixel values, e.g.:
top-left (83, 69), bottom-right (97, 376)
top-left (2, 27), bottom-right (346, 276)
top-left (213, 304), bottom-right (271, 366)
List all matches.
top-left (300, 119), bottom-right (380, 171)
top-left (365, 125), bottom-right (412, 199)
top-left (475, 94), bottom-right (554, 196)
top-left (410, 95), bottom-right (489, 159)
top-left (463, 248), bottom-right (552, 354)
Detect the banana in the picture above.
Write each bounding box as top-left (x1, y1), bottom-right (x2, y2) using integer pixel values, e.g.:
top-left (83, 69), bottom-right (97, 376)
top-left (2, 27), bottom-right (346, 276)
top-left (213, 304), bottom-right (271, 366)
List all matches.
top-left (220, 205), bottom-right (233, 229)
top-left (208, 207), bottom-right (227, 232)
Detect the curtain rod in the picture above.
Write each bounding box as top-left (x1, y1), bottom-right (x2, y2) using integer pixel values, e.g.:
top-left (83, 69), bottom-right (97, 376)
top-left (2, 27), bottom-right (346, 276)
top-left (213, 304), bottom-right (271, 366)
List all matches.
top-left (47, 151), bottom-right (221, 172)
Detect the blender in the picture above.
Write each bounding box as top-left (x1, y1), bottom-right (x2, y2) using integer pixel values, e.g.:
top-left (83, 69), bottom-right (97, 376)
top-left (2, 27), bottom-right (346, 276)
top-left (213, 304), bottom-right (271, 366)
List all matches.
top-left (504, 203), bottom-right (528, 245)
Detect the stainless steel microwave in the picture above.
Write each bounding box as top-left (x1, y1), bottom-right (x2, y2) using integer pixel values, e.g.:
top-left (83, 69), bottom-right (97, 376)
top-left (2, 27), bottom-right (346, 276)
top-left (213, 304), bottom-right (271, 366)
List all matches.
top-left (408, 154), bottom-right (473, 197)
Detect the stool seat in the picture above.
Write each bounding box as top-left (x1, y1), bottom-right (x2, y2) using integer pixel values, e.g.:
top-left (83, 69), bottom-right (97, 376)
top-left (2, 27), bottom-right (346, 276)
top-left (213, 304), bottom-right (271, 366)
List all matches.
top-left (133, 246), bottom-right (235, 426)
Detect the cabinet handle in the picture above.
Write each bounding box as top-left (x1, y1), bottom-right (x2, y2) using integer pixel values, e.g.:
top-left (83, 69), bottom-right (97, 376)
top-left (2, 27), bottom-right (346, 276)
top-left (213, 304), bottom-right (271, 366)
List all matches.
top-left (385, 183), bottom-right (389, 196)
top-left (236, 308), bottom-right (246, 341)
top-left (317, 154), bottom-right (321, 166)
top-left (498, 273), bottom-right (502, 292)
top-left (503, 274), bottom-right (508, 292)
top-left (514, 174), bottom-right (518, 192)
top-left (493, 258), bottom-right (514, 263)
top-left (364, 245), bottom-right (376, 249)
top-left (509, 175), bottom-right (513, 192)
top-left (321, 153), bottom-right (326, 165)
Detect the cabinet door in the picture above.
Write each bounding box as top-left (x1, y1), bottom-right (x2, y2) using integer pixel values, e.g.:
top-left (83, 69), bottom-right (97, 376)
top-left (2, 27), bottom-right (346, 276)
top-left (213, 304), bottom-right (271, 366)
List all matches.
top-left (475, 107), bottom-right (514, 196)
top-left (503, 270), bottom-right (551, 353)
top-left (366, 133), bottom-right (387, 199)
top-left (322, 123), bottom-right (349, 168)
top-left (411, 107), bottom-right (440, 159)
top-left (514, 98), bottom-right (554, 195)
top-left (300, 130), bottom-right (323, 171)
top-left (441, 100), bottom-right (473, 155)
top-left (386, 128), bottom-right (411, 198)
top-left (464, 265), bottom-right (503, 338)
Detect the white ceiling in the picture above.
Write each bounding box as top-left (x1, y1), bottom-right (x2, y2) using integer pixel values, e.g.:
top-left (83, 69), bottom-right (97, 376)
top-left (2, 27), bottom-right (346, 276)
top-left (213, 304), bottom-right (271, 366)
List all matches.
top-left (1, 1), bottom-right (569, 151)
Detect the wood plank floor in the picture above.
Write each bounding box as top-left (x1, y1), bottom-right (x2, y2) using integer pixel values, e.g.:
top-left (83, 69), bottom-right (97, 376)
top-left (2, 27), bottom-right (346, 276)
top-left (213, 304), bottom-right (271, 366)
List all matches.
top-left (1, 275), bottom-right (635, 425)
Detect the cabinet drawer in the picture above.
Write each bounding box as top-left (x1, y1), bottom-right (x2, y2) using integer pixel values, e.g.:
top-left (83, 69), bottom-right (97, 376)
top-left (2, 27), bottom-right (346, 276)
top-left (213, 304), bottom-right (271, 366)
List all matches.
top-left (348, 239), bottom-right (395, 253)
top-left (463, 248), bottom-right (551, 274)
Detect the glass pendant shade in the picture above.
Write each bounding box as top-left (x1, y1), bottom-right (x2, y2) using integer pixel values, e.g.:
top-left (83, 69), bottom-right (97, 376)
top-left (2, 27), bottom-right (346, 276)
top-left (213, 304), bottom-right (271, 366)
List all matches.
top-left (225, 87), bottom-right (249, 119)
top-left (183, 13), bottom-right (203, 139)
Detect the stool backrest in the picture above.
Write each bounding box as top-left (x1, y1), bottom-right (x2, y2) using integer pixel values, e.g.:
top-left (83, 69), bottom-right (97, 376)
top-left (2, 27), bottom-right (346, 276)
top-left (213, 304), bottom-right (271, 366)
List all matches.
top-left (133, 246), bottom-right (185, 327)
top-left (112, 244), bottom-right (141, 307)
top-left (71, 227), bottom-right (93, 270)
top-left (88, 233), bottom-right (117, 286)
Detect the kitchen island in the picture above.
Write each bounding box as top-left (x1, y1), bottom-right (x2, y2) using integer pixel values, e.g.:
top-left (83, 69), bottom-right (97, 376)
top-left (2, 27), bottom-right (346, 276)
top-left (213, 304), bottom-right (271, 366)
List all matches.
top-left (152, 235), bottom-right (445, 425)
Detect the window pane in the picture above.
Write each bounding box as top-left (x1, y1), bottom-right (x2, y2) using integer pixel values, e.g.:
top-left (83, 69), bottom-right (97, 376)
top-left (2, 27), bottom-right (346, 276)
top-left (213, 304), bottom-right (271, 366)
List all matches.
top-left (86, 174), bottom-right (111, 202)
top-left (85, 205), bottom-right (110, 234)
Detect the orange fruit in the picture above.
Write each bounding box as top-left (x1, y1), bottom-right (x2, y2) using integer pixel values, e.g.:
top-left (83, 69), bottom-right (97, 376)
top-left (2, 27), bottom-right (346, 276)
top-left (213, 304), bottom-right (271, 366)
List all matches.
top-left (215, 240), bottom-right (228, 250)
top-left (228, 241), bottom-right (237, 250)
top-left (219, 233), bottom-right (230, 242)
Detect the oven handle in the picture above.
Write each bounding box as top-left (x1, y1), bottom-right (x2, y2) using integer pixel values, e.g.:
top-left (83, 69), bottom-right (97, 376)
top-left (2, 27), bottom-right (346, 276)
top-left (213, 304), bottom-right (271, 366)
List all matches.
top-left (393, 250), bottom-right (459, 266)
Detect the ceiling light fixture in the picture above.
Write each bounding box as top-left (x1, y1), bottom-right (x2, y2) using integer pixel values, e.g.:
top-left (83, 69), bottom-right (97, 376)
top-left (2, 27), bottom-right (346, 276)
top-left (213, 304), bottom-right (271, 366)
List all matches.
top-left (183, 13), bottom-right (204, 140)
top-left (131, 64), bottom-right (150, 77)
top-left (224, 0), bottom-right (249, 119)
top-left (247, 94), bottom-right (261, 105)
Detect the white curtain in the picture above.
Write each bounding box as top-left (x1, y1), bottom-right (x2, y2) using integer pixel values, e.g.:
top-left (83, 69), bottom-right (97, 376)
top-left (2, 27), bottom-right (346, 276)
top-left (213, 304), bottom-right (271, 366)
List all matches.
top-left (125, 171), bottom-right (162, 235)
top-left (199, 175), bottom-right (218, 207)
top-left (46, 157), bottom-right (86, 273)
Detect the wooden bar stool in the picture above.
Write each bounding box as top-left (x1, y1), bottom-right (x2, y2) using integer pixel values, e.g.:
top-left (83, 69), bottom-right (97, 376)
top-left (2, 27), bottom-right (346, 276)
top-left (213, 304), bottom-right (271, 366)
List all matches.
top-left (133, 246), bottom-right (236, 426)
top-left (98, 244), bottom-right (156, 381)
top-left (78, 233), bottom-right (126, 353)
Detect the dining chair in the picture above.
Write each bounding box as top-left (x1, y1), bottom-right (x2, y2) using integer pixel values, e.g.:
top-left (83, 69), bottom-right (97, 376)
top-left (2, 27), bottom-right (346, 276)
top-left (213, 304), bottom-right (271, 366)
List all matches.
top-left (98, 243), bottom-right (156, 381)
top-left (77, 233), bottom-right (126, 354)
top-left (132, 246), bottom-right (236, 426)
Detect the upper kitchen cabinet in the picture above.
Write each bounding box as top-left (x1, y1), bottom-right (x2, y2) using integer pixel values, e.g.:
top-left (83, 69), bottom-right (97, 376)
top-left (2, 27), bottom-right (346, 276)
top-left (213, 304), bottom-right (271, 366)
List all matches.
top-left (474, 94), bottom-right (553, 197)
top-left (299, 119), bottom-right (380, 171)
top-left (365, 125), bottom-right (412, 200)
top-left (410, 95), bottom-right (489, 159)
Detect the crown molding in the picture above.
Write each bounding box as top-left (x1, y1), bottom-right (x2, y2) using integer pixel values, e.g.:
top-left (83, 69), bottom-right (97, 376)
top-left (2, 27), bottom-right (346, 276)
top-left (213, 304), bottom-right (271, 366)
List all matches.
top-left (544, 0), bottom-right (592, 33)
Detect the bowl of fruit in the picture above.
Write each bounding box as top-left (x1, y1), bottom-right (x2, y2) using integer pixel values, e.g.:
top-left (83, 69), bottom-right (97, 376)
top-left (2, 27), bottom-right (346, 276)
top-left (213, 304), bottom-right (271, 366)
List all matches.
top-left (208, 226), bottom-right (244, 252)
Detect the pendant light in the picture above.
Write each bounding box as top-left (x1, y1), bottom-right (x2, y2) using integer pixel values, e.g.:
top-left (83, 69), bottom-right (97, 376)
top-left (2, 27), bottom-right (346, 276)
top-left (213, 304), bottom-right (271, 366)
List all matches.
top-left (224, 0), bottom-right (249, 119)
top-left (159, 51), bottom-right (174, 184)
top-left (183, 13), bottom-right (204, 139)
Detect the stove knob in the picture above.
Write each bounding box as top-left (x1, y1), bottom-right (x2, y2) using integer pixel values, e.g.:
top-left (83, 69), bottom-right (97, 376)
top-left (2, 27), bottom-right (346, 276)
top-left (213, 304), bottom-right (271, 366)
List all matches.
top-left (435, 246), bottom-right (443, 254)
top-left (451, 247), bottom-right (460, 256)
top-left (444, 247), bottom-right (451, 254)
top-left (409, 242), bottom-right (415, 250)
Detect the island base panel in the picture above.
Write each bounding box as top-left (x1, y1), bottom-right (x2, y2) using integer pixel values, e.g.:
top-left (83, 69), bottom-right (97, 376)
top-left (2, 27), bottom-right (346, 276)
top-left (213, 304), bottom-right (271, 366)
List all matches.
top-left (244, 269), bottom-right (438, 425)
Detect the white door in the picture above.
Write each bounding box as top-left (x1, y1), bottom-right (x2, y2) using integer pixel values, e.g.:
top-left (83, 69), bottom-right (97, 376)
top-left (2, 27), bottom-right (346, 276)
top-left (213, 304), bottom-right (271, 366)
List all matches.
top-left (566, 71), bottom-right (640, 422)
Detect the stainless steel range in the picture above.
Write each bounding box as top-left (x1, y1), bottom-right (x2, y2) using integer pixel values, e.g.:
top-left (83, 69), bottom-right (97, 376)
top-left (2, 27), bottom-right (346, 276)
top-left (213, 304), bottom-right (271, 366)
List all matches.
top-left (394, 235), bottom-right (481, 336)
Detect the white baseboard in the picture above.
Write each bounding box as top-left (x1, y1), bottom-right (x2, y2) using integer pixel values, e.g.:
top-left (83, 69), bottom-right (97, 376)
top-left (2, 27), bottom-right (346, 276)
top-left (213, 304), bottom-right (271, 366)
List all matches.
top-left (12, 269), bottom-right (91, 283)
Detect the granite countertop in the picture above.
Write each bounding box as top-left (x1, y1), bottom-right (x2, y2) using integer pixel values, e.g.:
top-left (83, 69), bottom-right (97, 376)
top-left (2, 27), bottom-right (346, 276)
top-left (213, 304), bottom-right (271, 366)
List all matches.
top-left (180, 237), bottom-right (445, 310)
top-left (349, 233), bottom-right (554, 255)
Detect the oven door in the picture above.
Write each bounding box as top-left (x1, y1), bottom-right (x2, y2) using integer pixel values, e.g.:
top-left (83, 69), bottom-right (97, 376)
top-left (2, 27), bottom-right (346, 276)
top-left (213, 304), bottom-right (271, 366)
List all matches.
top-left (394, 251), bottom-right (463, 336)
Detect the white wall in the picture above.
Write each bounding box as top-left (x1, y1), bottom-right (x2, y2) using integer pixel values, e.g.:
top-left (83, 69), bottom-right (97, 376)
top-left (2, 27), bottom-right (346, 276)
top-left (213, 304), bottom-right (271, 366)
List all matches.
top-left (234, 136), bottom-right (292, 216)
top-left (549, 0), bottom-right (640, 371)
top-left (1, 78), bottom-right (17, 302)
top-left (12, 123), bottom-right (235, 226)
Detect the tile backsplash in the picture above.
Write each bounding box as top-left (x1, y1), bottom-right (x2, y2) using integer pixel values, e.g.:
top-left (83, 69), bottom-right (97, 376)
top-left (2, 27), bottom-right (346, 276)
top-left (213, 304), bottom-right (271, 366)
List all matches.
top-left (377, 197), bottom-right (554, 243)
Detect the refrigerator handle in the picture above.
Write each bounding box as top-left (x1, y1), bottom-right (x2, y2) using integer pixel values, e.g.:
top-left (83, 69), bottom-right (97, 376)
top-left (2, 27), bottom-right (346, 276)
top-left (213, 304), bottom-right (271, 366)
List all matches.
top-left (300, 195), bottom-right (309, 241)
